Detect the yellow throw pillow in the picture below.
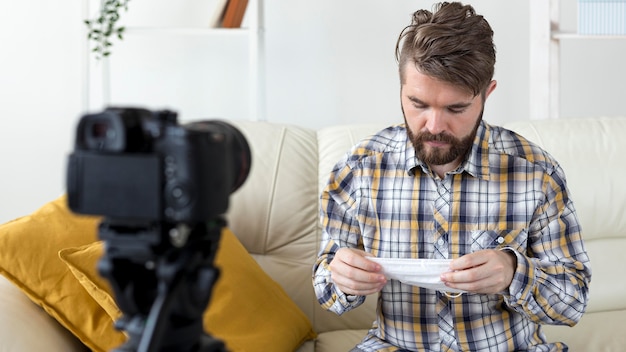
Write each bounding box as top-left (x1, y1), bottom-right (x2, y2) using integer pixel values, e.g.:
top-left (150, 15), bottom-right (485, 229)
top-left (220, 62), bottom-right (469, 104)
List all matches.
top-left (60, 225), bottom-right (316, 352)
top-left (0, 195), bottom-right (316, 352)
top-left (0, 195), bottom-right (126, 351)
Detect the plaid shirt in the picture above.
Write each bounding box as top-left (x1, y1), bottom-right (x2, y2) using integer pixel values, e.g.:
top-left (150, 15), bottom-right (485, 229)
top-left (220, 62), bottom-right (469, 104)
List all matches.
top-left (313, 121), bottom-right (591, 352)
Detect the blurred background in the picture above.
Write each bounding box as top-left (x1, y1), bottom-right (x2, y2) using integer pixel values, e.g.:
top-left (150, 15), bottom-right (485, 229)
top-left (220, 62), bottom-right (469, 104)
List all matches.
top-left (1, 0), bottom-right (624, 223)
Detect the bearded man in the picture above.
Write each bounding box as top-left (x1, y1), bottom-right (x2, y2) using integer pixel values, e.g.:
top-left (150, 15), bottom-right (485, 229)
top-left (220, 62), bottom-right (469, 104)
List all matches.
top-left (313, 2), bottom-right (591, 351)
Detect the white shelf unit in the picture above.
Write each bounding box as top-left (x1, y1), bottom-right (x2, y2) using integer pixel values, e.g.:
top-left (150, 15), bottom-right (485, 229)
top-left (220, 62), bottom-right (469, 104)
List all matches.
top-left (529, 0), bottom-right (626, 119)
top-left (82, 0), bottom-right (266, 121)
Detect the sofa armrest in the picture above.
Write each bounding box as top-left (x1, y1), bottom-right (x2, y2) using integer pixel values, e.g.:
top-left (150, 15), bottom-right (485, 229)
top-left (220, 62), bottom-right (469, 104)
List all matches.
top-left (0, 274), bottom-right (86, 352)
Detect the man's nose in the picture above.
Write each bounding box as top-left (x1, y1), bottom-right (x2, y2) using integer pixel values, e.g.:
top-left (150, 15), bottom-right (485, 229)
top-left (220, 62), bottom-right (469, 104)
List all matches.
top-left (425, 110), bottom-right (446, 135)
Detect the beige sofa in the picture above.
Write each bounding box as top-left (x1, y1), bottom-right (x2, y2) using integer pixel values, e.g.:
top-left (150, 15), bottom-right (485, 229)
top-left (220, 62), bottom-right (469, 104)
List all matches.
top-left (1, 117), bottom-right (625, 351)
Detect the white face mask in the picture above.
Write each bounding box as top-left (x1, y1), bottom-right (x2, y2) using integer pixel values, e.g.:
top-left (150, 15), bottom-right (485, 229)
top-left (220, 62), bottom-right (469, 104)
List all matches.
top-left (367, 257), bottom-right (465, 294)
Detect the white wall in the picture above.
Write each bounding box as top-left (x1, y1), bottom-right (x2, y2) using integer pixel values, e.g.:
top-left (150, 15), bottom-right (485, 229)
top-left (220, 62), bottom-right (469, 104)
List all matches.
top-left (0, 2), bottom-right (84, 224)
top-left (1, 0), bottom-right (625, 224)
top-left (264, 0), bottom-right (531, 128)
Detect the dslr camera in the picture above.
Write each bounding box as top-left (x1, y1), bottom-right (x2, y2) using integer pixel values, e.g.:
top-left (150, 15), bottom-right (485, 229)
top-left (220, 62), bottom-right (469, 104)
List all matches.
top-left (66, 107), bottom-right (251, 351)
top-left (67, 107), bottom-right (250, 224)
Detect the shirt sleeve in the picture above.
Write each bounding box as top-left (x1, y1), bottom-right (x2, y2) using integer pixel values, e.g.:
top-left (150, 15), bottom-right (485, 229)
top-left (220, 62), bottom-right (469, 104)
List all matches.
top-left (503, 165), bottom-right (592, 326)
top-left (312, 159), bottom-right (367, 315)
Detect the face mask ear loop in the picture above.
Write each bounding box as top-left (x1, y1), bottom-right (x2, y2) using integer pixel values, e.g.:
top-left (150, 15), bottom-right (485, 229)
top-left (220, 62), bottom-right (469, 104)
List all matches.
top-left (444, 291), bottom-right (463, 298)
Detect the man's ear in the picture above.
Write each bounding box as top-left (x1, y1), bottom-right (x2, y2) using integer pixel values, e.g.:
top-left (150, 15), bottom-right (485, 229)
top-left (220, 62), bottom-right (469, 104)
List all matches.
top-left (485, 80), bottom-right (497, 99)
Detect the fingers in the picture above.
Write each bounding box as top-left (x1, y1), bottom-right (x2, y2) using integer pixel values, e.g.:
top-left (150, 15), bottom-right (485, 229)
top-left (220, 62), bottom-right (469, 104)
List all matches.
top-left (329, 248), bottom-right (387, 296)
top-left (441, 249), bottom-right (516, 294)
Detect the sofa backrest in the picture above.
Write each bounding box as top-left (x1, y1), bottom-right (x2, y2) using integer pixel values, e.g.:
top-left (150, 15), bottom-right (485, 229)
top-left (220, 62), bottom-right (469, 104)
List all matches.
top-left (225, 117), bottom-right (626, 338)
top-left (225, 121), bottom-right (381, 334)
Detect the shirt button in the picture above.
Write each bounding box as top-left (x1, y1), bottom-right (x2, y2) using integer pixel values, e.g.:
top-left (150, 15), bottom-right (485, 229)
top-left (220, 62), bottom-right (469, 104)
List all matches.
top-left (437, 238), bottom-right (445, 246)
top-left (496, 236), bottom-right (505, 244)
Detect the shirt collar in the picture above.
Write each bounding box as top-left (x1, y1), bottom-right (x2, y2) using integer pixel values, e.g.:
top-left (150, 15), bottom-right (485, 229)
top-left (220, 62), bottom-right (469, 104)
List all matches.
top-left (462, 120), bottom-right (491, 180)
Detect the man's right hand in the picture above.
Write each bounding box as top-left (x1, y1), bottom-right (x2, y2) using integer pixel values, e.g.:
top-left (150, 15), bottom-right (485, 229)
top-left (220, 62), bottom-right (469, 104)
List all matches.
top-left (329, 248), bottom-right (387, 296)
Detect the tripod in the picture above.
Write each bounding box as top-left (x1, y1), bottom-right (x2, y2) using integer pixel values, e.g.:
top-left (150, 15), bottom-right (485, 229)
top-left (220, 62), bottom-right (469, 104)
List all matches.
top-left (97, 219), bottom-right (228, 352)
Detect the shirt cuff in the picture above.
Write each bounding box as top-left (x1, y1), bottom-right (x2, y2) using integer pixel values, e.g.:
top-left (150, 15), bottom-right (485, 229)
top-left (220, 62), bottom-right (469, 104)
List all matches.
top-left (499, 246), bottom-right (534, 303)
top-left (333, 284), bottom-right (365, 308)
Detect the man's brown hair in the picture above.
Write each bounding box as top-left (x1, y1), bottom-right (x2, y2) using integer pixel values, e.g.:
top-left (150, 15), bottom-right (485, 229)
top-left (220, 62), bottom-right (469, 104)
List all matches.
top-left (395, 2), bottom-right (496, 96)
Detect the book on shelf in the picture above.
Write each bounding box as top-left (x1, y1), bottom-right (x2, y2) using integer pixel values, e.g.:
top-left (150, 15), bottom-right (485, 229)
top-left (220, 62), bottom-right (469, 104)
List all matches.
top-left (209, 0), bottom-right (229, 28)
top-left (222, 0), bottom-right (249, 28)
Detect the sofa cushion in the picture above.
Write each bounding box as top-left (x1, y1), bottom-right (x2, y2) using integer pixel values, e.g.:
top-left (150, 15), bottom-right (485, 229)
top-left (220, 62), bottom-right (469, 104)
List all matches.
top-left (313, 329), bottom-right (370, 352)
top-left (0, 274), bottom-right (87, 352)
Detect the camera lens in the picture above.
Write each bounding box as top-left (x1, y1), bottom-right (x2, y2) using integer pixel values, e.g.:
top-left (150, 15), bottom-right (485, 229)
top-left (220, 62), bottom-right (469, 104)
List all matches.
top-left (186, 120), bottom-right (251, 194)
top-left (216, 121), bottom-right (251, 193)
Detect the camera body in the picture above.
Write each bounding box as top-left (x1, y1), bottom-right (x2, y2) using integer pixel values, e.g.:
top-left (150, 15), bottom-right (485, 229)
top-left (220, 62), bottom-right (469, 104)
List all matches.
top-left (67, 107), bottom-right (250, 224)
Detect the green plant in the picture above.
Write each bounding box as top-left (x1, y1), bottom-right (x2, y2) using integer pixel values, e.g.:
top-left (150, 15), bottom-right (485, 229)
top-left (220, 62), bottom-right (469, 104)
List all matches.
top-left (85, 0), bottom-right (131, 59)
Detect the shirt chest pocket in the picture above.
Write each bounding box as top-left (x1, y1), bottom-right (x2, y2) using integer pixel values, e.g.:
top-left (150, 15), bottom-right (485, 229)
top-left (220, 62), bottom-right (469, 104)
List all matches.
top-left (470, 228), bottom-right (527, 253)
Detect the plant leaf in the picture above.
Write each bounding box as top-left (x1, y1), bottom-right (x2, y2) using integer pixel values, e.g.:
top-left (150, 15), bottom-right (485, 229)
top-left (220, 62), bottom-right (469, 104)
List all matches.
top-left (86, 0), bottom-right (131, 58)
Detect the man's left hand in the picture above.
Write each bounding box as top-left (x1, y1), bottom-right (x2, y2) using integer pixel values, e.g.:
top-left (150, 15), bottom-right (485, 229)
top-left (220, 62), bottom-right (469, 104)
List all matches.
top-left (440, 249), bottom-right (517, 294)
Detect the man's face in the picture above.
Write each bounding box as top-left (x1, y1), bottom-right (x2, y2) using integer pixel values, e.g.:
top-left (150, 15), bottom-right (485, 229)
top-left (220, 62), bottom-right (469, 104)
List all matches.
top-left (400, 65), bottom-right (496, 173)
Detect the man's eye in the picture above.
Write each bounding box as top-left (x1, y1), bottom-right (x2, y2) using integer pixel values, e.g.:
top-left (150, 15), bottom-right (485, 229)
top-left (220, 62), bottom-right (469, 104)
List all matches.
top-left (448, 108), bottom-right (465, 114)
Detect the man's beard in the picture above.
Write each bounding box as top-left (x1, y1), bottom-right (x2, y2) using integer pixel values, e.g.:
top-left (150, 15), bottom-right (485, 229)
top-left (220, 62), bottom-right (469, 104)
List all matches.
top-left (405, 111), bottom-right (483, 166)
